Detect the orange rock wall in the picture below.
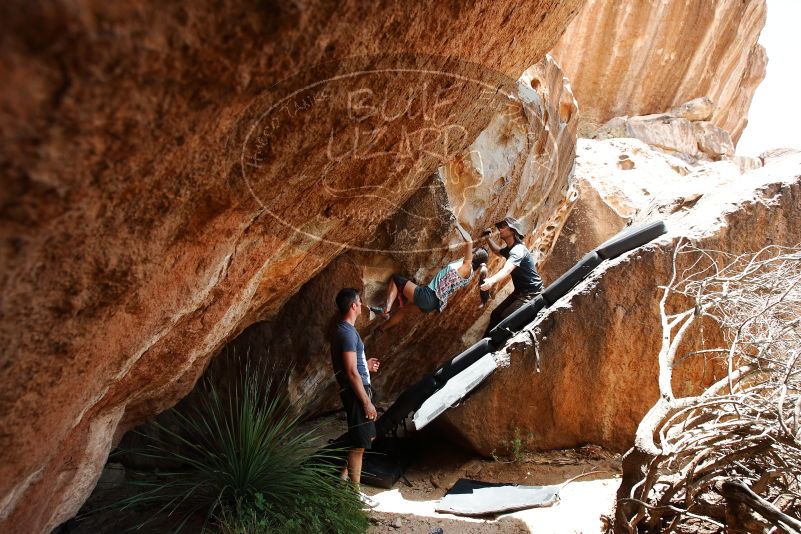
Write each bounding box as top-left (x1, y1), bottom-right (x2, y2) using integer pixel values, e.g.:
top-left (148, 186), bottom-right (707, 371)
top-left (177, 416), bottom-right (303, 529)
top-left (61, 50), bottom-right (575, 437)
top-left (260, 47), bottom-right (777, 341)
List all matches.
top-left (0, 1), bottom-right (582, 531)
top-left (550, 0), bottom-right (767, 142)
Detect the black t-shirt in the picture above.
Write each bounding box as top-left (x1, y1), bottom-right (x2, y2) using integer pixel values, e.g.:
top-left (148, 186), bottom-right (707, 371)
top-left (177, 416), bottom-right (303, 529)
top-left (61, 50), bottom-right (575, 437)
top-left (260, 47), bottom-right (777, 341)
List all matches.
top-left (330, 320), bottom-right (369, 389)
top-left (500, 242), bottom-right (543, 295)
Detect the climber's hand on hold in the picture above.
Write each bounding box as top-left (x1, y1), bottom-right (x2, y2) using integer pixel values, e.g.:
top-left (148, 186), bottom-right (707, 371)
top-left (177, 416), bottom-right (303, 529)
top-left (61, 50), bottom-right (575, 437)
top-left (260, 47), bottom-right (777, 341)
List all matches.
top-left (454, 220), bottom-right (472, 243)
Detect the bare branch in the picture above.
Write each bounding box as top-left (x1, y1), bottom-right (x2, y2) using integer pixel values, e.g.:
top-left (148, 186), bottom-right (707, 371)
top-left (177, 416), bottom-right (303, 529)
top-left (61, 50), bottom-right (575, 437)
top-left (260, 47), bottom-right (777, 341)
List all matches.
top-left (615, 243), bottom-right (801, 532)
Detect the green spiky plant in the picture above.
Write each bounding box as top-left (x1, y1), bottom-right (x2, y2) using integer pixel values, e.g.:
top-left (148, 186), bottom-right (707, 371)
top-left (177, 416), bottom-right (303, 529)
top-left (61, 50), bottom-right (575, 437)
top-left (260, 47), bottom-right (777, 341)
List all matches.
top-left (115, 362), bottom-right (367, 533)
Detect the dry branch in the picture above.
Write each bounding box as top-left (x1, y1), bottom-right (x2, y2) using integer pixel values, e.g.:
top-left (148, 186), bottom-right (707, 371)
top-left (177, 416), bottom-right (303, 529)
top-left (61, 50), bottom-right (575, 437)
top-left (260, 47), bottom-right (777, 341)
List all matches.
top-left (615, 241), bottom-right (801, 533)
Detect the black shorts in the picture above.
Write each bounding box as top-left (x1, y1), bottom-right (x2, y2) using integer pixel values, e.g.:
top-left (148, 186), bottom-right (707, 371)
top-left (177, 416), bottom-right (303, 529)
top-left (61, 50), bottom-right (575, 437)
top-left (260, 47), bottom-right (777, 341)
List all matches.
top-left (340, 385), bottom-right (376, 449)
top-left (392, 275), bottom-right (440, 313)
top-left (413, 285), bottom-right (439, 313)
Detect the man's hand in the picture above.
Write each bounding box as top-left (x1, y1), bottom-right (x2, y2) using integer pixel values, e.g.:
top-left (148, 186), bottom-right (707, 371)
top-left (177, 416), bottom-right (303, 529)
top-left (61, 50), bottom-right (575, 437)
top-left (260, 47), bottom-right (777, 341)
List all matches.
top-left (484, 229), bottom-right (502, 255)
top-left (367, 358), bottom-right (380, 373)
top-left (480, 276), bottom-right (495, 292)
top-left (364, 401), bottom-right (378, 420)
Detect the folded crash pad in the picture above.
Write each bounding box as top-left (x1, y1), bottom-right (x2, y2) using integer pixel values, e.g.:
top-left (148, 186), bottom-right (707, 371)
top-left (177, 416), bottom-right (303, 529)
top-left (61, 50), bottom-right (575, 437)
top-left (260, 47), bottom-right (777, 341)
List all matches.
top-left (542, 251), bottom-right (603, 305)
top-left (361, 452), bottom-right (404, 489)
top-left (433, 337), bottom-right (495, 386)
top-left (594, 220), bottom-right (667, 260)
top-left (317, 435), bottom-right (413, 489)
top-left (375, 374), bottom-right (438, 437)
top-left (435, 478), bottom-right (560, 516)
top-left (413, 353), bottom-right (497, 430)
top-left (488, 295), bottom-right (547, 345)
top-left (360, 436), bottom-right (418, 489)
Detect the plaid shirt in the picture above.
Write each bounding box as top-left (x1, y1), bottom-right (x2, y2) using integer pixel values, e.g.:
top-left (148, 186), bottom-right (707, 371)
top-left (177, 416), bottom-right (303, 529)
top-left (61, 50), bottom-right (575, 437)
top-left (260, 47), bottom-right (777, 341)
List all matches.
top-left (427, 260), bottom-right (473, 311)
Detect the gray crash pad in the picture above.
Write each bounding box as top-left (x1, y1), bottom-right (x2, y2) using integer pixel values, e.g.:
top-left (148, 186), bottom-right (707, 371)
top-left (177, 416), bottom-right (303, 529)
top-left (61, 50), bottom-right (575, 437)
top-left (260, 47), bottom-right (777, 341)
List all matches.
top-left (412, 353), bottom-right (497, 430)
top-left (435, 478), bottom-right (559, 516)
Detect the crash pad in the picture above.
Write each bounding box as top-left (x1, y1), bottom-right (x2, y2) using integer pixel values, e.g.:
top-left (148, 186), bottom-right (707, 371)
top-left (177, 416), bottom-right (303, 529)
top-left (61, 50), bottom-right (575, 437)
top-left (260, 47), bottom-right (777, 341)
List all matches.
top-left (594, 220), bottom-right (667, 260)
top-left (435, 478), bottom-right (559, 516)
top-left (361, 452), bottom-right (404, 489)
top-left (412, 354), bottom-right (497, 430)
top-left (433, 337), bottom-right (495, 386)
top-left (375, 373), bottom-right (438, 437)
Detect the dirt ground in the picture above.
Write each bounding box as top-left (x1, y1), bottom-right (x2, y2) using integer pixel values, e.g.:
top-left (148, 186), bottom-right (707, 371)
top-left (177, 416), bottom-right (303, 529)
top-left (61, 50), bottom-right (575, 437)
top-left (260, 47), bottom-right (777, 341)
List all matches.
top-left (362, 441), bottom-right (621, 534)
top-left (309, 407), bottom-right (622, 534)
top-left (64, 411), bottom-right (622, 533)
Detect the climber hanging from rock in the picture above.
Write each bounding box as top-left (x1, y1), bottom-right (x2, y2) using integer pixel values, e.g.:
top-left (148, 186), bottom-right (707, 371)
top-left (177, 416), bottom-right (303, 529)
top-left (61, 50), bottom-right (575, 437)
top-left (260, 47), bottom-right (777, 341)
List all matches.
top-left (480, 216), bottom-right (544, 336)
top-left (373, 223), bottom-right (488, 334)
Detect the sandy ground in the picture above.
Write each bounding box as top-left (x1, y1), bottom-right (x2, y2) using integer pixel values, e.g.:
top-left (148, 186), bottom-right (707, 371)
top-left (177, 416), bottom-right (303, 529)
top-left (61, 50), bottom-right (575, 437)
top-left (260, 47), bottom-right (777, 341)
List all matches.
top-left (362, 443), bottom-right (621, 534)
top-left (305, 409), bottom-right (622, 534)
top-left (66, 411), bottom-right (622, 533)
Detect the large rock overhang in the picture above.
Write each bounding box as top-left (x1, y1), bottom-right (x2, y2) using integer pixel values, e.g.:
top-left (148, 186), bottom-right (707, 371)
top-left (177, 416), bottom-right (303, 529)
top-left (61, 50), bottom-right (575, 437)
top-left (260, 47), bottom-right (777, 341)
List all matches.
top-left (0, 1), bottom-right (583, 531)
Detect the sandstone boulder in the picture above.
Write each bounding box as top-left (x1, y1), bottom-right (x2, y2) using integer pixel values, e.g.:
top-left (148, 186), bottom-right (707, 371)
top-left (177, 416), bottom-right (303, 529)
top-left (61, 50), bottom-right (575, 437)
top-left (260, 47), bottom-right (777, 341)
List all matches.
top-left (219, 55), bottom-right (580, 415)
top-left (591, 116), bottom-right (627, 140)
top-left (438, 141), bottom-right (801, 455)
top-left (0, 2), bottom-right (584, 531)
top-left (544, 137), bottom-right (756, 281)
top-left (693, 121), bottom-right (735, 159)
top-left (550, 0), bottom-right (767, 142)
top-left (593, 101), bottom-right (736, 162)
top-left (622, 115), bottom-right (698, 157)
top-left (670, 96), bottom-right (714, 122)
top-left (731, 155), bottom-right (763, 174)
top-left (761, 147), bottom-right (801, 164)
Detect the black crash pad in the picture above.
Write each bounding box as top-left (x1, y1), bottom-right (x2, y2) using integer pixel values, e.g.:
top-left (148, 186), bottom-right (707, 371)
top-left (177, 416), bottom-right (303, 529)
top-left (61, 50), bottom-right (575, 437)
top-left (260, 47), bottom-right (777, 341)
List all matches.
top-left (542, 251), bottom-right (603, 305)
top-left (594, 220), bottom-right (667, 260)
top-left (375, 374), bottom-right (438, 437)
top-left (432, 337), bottom-right (495, 386)
top-left (488, 295), bottom-right (547, 345)
top-left (435, 478), bottom-right (560, 516)
top-left (361, 452), bottom-right (403, 489)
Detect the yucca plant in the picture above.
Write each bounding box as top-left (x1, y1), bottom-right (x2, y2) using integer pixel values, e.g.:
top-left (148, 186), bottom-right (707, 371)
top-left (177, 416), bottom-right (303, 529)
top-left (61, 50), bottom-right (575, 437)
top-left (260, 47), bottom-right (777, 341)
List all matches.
top-left (115, 363), bottom-right (367, 533)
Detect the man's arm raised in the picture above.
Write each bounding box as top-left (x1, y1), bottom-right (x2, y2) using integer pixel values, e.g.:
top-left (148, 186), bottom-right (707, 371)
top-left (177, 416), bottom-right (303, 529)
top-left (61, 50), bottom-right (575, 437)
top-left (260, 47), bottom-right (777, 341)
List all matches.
top-left (454, 223), bottom-right (474, 278)
top-left (483, 228), bottom-right (503, 255)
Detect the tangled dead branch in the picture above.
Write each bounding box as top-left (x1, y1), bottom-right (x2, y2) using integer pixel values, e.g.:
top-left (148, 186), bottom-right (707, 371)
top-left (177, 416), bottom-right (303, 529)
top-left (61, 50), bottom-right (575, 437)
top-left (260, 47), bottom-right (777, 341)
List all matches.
top-left (615, 241), bottom-right (801, 533)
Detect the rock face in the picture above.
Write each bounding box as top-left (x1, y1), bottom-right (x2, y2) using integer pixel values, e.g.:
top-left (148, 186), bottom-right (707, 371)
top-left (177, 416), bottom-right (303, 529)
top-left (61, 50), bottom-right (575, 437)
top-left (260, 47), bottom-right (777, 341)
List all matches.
top-left (0, 2), bottom-right (585, 531)
top-left (439, 140), bottom-right (801, 455)
top-left (550, 0), bottom-right (767, 142)
top-left (593, 98), bottom-right (736, 162)
top-left (220, 55), bottom-right (579, 416)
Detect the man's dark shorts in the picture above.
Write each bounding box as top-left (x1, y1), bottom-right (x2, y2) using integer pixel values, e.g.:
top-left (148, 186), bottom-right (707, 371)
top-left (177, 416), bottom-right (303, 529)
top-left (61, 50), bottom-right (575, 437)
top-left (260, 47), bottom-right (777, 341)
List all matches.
top-left (340, 385), bottom-right (376, 449)
top-left (392, 275), bottom-right (440, 313)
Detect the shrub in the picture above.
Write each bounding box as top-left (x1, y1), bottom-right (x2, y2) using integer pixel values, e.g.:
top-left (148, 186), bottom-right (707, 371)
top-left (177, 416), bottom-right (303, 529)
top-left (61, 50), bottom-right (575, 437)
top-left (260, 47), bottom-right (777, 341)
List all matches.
top-left (491, 427), bottom-right (530, 463)
top-left (116, 363), bottom-right (367, 533)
